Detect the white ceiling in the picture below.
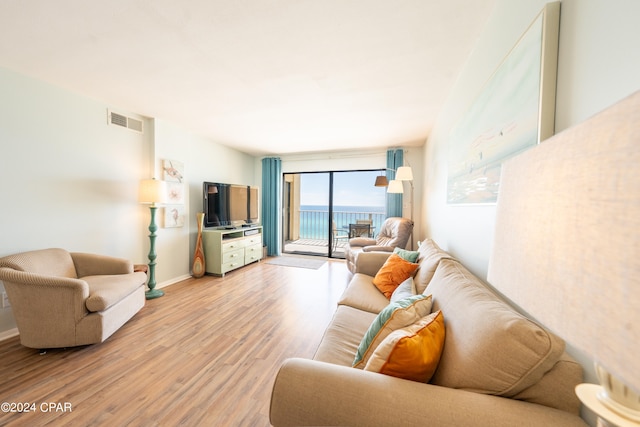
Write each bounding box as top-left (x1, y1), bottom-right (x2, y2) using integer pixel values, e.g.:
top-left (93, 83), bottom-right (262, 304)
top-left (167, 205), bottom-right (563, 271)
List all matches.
top-left (0, 0), bottom-right (495, 156)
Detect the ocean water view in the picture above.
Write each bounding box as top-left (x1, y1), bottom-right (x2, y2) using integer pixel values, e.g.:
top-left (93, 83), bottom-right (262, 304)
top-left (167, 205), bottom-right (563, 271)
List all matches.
top-left (301, 205), bottom-right (385, 213)
top-left (299, 205), bottom-right (386, 239)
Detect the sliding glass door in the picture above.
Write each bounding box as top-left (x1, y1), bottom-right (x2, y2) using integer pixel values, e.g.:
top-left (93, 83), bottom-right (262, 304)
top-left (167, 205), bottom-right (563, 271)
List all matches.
top-left (283, 170), bottom-right (386, 258)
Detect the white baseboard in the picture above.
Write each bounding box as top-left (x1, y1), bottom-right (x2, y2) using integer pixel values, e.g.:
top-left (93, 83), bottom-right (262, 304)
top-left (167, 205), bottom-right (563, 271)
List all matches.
top-left (156, 274), bottom-right (191, 289)
top-left (0, 328), bottom-right (19, 342)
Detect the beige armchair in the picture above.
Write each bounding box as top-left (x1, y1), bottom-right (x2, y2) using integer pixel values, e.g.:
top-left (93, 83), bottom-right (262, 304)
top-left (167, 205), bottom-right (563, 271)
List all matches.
top-left (344, 217), bottom-right (414, 273)
top-left (0, 248), bottom-right (146, 349)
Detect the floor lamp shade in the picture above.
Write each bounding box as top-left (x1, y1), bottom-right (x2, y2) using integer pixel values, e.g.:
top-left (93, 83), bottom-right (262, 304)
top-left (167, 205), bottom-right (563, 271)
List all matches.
top-left (139, 179), bottom-right (168, 205)
top-left (487, 91), bottom-right (640, 400)
top-left (395, 166), bottom-right (413, 181)
top-left (387, 179), bottom-right (403, 193)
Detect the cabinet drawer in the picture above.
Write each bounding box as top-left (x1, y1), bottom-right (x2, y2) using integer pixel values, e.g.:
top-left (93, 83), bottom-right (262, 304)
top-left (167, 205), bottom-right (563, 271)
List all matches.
top-left (222, 239), bottom-right (245, 253)
top-left (245, 243), bottom-right (263, 264)
top-left (244, 235), bottom-right (262, 246)
top-left (222, 248), bottom-right (244, 264)
top-left (221, 259), bottom-right (244, 274)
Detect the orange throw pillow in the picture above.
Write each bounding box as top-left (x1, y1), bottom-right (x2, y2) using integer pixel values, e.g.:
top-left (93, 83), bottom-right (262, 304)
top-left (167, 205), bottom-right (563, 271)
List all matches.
top-left (364, 310), bottom-right (446, 383)
top-left (373, 253), bottom-right (419, 299)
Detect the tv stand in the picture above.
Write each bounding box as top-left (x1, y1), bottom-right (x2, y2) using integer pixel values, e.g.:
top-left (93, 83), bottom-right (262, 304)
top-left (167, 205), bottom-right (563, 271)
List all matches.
top-left (202, 226), bottom-right (263, 276)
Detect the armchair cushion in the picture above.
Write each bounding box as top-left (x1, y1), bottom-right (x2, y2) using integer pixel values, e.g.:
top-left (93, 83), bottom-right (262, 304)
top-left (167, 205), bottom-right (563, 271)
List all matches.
top-left (362, 245), bottom-right (395, 252)
top-left (84, 273), bottom-right (147, 312)
top-left (348, 237), bottom-right (376, 247)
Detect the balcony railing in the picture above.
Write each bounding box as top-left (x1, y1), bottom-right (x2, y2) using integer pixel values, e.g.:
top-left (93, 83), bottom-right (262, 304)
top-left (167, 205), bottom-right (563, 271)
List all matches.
top-left (299, 209), bottom-right (386, 240)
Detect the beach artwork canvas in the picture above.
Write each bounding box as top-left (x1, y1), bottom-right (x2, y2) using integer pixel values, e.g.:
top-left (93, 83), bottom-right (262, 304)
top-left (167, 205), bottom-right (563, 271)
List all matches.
top-left (447, 3), bottom-right (559, 204)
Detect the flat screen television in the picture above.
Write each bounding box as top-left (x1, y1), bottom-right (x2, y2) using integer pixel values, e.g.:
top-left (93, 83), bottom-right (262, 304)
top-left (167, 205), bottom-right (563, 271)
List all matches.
top-left (203, 182), bottom-right (259, 228)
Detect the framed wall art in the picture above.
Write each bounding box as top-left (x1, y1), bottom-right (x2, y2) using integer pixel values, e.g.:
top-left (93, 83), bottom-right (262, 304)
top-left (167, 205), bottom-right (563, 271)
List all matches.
top-left (446, 2), bottom-right (560, 205)
top-left (161, 159), bottom-right (186, 228)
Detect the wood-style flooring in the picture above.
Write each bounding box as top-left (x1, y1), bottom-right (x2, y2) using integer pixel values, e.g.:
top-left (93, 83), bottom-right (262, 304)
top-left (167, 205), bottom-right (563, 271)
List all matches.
top-left (0, 257), bottom-right (351, 427)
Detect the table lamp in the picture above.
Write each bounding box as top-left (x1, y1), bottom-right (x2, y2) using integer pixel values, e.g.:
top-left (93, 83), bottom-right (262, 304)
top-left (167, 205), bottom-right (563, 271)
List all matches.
top-left (488, 92), bottom-right (640, 426)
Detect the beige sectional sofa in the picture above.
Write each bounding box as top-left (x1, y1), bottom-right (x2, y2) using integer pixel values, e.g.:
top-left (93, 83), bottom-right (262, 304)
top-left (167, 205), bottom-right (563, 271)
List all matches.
top-left (270, 239), bottom-right (588, 426)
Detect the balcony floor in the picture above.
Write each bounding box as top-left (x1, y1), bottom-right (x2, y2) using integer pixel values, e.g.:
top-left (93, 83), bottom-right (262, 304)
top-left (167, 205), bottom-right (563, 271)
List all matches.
top-left (284, 239), bottom-right (346, 258)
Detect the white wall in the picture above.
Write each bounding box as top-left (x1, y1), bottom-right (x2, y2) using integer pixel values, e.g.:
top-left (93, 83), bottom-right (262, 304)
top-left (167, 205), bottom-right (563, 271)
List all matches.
top-left (152, 119), bottom-right (258, 284)
top-left (0, 68), bottom-right (148, 259)
top-left (0, 68), bottom-right (260, 335)
top-left (423, 0), bottom-right (640, 278)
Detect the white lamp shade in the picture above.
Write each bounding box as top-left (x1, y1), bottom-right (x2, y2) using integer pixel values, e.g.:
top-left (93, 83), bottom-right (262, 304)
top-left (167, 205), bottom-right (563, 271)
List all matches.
top-left (387, 179), bottom-right (404, 193)
top-left (139, 179), bottom-right (168, 204)
top-left (487, 91), bottom-right (640, 396)
top-left (395, 166), bottom-right (413, 181)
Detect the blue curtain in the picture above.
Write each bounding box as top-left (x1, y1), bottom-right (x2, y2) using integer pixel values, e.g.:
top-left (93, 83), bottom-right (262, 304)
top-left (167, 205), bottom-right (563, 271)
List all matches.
top-left (261, 157), bottom-right (282, 256)
top-left (386, 149), bottom-right (404, 217)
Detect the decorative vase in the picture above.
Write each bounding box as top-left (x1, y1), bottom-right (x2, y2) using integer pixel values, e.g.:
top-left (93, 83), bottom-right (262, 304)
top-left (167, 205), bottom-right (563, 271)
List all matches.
top-left (192, 212), bottom-right (206, 278)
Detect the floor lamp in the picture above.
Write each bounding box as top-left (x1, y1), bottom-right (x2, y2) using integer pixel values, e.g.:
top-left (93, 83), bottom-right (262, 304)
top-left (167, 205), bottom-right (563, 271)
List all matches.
top-left (387, 166), bottom-right (414, 249)
top-left (139, 178), bottom-right (167, 299)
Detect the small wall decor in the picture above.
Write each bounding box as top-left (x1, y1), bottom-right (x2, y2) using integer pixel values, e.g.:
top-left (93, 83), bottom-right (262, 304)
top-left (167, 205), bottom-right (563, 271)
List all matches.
top-left (165, 181), bottom-right (184, 204)
top-left (446, 3), bottom-right (560, 205)
top-left (163, 159), bottom-right (184, 183)
top-left (161, 159), bottom-right (186, 227)
top-left (163, 205), bottom-right (185, 228)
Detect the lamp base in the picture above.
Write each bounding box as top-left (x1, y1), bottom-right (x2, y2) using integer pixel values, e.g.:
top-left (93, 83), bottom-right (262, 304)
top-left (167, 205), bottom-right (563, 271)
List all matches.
top-left (145, 288), bottom-right (165, 300)
top-left (576, 384), bottom-right (640, 427)
top-left (598, 389), bottom-right (640, 423)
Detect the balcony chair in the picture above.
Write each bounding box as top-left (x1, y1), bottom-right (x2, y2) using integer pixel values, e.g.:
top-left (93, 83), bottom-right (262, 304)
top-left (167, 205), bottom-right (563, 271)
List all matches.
top-left (0, 248), bottom-right (147, 349)
top-left (344, 217), bottom-right (414, 273)
top-left (332, 222), bottom-right (349, 254)
top-left (348, 223), bottom-right (371, 238)
top-left (355, 219), bottom-right (373, 236)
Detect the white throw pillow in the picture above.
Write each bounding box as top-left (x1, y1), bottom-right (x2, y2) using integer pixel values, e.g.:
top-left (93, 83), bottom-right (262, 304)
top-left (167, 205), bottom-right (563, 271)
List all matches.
top-left (390, 277), bottom-right (416, 303)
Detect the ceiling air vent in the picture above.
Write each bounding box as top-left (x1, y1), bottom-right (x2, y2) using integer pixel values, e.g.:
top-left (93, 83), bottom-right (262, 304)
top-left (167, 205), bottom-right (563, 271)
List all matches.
top-left (107, 110), bottom-right (144, 133)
